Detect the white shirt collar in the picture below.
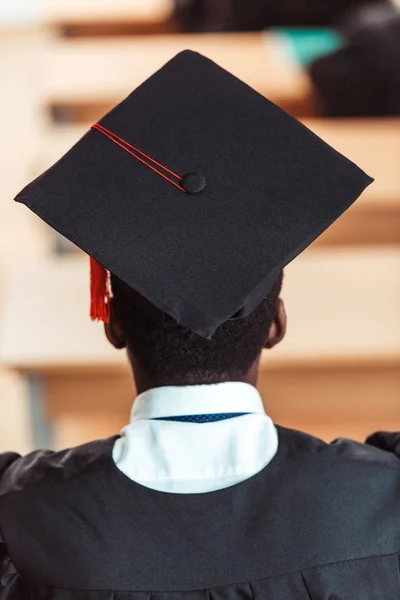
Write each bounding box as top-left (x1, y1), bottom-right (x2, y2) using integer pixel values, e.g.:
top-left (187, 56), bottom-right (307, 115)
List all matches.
top-left (113, 382), bottom-right (278, 493)
top-left (130, 381), bottom-right (266, 421)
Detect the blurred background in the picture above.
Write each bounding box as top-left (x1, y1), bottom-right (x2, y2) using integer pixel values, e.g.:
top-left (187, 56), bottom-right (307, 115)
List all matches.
top-left (0, 0), bottom-right (399, 455)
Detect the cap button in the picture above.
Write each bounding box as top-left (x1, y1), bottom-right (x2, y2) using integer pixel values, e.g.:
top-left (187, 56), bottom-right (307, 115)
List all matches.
top-left (182, 172), bottom-right (206, 194)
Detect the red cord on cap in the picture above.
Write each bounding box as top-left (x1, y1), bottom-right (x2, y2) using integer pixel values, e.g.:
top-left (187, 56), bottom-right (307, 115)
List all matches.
top-left (89, 124), bottom-right (188, 323)
top-left (91, 123), bottom-right (186, 192)
top-left (90, 257), bottom-right (110, 323)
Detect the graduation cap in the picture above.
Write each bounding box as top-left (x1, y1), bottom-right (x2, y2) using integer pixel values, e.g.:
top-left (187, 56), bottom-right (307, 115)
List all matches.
top-left (16, 50), bottom-right (372, 338)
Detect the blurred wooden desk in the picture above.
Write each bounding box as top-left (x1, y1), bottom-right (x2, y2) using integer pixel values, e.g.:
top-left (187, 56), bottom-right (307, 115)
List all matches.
top-left (37, 119), bottom-right (400, 246)
top-left (43, 0), bottom-right (175, 36)
top-left (305, 119), bottom-right (400, 246)
top-left (41, 33), bottom-right (312, 122)
top-left (1, 248), bottom-right (399, 448)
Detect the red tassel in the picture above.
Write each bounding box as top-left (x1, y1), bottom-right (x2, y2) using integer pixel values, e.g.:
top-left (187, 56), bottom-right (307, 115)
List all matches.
top-left (90, 256), bottom-right (111, 323)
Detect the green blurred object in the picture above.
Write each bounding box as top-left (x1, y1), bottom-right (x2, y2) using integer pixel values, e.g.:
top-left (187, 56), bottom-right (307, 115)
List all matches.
top-left (273, 28), bottom-right (343, 66)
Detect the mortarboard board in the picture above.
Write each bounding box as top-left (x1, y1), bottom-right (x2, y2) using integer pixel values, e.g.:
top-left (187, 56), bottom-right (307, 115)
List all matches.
top-left (15, 50), bottom-right (372, 338)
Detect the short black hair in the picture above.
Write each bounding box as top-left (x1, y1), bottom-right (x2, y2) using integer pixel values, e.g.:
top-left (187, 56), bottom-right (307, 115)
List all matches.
top-left (111, 273), bottom-right (283, 386)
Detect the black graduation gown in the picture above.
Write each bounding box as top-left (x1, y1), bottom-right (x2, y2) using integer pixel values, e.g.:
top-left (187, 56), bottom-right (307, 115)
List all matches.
top-left (1, 426), bottom-right (400, 599)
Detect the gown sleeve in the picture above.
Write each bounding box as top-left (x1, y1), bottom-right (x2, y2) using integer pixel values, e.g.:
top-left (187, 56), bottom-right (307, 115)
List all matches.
top-left (0, 535), bottom-right (24, 600)
top-left (0, 453), bottom-right (25, 599)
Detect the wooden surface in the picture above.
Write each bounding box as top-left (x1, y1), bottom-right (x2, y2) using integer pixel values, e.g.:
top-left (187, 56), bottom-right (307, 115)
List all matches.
top-left (0, 30), bottom-right (55, 454)
top-left (305, 119), bottom-right (400, 246)
top-left (305, 119), bottom-right (400, 211)
top-left (1, 248), bottom-right (399, 373)
top-left (43, 0), bottom-right (175, 36)
top-left (44, 0), bottom-right (173, 26)
top-left (35, 119), bottom-right (400, 246)
top-left (43, 364), bottom-right (400, 448)
top-left (40, 33), bottom-right (312, 121)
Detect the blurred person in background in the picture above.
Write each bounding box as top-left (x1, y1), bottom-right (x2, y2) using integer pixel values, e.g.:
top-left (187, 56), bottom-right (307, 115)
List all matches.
top-left (172, 0), bottom-right (391, 31)
top-left (310, 3), bottom-right (400, 116)
top-left (174, 0), bottom-right (400, 118)
top-left (1, 51), bottom-right (399, 599)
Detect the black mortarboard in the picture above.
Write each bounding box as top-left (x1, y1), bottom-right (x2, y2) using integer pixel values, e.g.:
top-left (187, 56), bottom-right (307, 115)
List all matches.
top-left (15, 50), bottom-right (372, 338)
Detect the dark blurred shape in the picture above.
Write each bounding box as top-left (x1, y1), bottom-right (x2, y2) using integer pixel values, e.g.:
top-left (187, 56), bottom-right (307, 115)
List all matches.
top-left (310, 4), bottom-right (400, 116)
top-left (366, 431), bottom-right (400, 456)
top-left (172, 0), bottom-right (390, 32)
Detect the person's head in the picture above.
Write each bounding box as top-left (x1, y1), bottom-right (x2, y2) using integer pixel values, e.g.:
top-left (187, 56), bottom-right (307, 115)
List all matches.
top-left (105, 272), bottom-right (286, 391)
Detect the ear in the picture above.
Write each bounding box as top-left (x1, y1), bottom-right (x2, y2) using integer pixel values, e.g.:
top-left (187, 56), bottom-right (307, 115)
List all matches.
top-left (264, 299), bottom-right (286, 349)
top-left (104, 299), bottom-right (126, 350)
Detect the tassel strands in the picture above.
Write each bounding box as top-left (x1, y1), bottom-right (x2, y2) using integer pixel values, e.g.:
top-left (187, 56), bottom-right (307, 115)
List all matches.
top-left (90, 256), bottom-right (111, 323)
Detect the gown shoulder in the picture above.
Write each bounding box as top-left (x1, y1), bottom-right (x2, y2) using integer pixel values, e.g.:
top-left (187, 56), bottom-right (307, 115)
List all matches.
top-left (0, 438), bottom-right (118, 598)
top-left (0, 436), bottom-right (117, 498)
